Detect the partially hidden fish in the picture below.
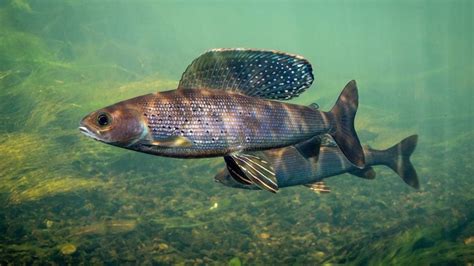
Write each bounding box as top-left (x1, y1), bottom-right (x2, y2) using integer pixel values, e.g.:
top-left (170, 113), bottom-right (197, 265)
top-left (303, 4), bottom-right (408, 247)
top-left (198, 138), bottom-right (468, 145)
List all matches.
top-left (215, 135), bottom-right (419, 192)
top-left (79, 49), bottom-right (365, 188)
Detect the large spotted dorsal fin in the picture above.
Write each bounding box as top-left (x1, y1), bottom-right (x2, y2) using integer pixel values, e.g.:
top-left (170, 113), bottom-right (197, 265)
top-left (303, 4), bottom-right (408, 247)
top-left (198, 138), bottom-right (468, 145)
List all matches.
top-left (178, 48), bottom-right (314, 100)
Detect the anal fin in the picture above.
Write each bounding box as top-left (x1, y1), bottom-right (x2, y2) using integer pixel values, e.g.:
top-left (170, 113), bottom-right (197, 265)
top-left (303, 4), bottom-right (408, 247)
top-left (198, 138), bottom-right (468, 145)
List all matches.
top-left (304, 181), bottom-right (331, 193)
top-left (229, 152), bottom-right (278, 193)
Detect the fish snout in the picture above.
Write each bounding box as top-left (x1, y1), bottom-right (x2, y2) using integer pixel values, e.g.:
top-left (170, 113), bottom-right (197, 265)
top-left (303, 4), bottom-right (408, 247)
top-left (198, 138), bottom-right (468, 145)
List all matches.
top-left (78, 116), bottom-right (101, 141)
top-left (78, 125), bottom-right (98, 140)
top-left (78, 125), bottom-right (89, 135)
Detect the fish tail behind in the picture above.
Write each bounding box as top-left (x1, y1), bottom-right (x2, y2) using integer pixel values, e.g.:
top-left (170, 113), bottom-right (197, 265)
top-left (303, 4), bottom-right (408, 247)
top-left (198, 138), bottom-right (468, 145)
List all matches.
top-left (381, 135), bottom-right (420, 189)
top-left (328, 80), bottom-right (365, 168)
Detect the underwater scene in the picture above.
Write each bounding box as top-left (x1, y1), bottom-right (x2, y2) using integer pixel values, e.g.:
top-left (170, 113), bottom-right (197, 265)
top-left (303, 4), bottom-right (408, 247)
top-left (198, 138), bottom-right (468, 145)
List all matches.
top-left (1, 0), bottom-right (473, 264)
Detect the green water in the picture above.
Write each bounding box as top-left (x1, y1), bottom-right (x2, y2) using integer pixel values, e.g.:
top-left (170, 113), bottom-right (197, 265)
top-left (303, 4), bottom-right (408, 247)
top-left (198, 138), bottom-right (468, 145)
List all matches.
top-left (1, 0), bottom-right (473, 264)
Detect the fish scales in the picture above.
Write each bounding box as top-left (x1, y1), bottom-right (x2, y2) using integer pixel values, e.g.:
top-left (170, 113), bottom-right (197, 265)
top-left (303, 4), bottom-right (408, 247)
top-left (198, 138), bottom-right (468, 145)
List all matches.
top-left (266, 142), bottom-right (402, 187)
top-left (264, 145), bottom-right (359, 187)
top-left (130, 88), bottom-right (331, 158)
top-left (271, 139), bottom-right (417, 188)
top-left (216, 135), bottom-right (420, 191)
top-left (79, 49), bottom-right (365, 168)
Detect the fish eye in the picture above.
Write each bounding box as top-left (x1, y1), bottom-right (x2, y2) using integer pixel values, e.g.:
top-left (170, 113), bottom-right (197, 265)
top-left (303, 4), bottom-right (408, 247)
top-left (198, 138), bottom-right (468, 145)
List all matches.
top-left (97, 113), bottom-right (111, 127)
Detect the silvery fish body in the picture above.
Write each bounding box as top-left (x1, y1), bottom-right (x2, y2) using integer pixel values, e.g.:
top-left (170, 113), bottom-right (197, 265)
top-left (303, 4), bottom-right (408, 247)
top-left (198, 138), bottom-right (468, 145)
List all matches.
top-left (99, 88), bottom-right (329, 158)
top-left (79, 49), bottom-right (365, 169)
top-left (80, 49), bottom-right (367, 190)
top-left (216, 135), bottom-right (420, 191)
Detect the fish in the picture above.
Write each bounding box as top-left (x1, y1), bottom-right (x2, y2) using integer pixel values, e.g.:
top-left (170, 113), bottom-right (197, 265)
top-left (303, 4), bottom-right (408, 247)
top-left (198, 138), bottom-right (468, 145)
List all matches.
top-left (79, 49), bottom-right (365, 188)
top-left (215, 135), bottom-right (419, 192)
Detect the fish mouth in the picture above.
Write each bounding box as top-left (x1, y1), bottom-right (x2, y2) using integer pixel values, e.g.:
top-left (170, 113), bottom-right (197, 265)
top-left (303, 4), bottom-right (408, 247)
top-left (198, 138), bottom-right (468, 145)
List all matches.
top-left (79, 126), bottom-right (101, 141)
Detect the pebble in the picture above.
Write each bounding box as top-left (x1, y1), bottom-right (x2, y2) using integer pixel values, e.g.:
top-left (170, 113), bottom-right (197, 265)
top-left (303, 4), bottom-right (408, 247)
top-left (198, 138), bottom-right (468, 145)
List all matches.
top-left (60, 243), bottom-right (77, 255)
top-left (464, 236), bottom-right (474, 245)
top-left (158, 243), bottom-right (169, 250)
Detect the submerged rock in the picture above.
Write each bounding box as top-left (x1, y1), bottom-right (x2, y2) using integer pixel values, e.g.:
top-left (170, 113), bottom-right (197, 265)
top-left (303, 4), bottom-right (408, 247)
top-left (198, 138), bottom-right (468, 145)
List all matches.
top-left (45, 219), bottom-right (54, 229)
top-left (228, 257), bottom-right (242, 266)
top-left (464, 236), bottom-right (474, 245)
top-left (158, 243), bottom-right (169, 251)
top-left (60, 243), bottom-right (77, 255)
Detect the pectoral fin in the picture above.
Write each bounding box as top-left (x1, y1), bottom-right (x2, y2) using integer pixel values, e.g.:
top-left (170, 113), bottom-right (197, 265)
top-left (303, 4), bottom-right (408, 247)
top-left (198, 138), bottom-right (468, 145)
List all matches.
top-left (223, 156), bottom-right (253, 185)
top-left (228, 152), bottom-right (278, 193)
top-left (142, 136), bottom-right (193, 148)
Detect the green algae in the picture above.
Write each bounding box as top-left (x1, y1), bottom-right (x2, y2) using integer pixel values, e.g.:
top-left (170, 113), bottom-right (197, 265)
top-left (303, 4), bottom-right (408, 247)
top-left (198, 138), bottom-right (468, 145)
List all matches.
top-left (0, 133), bottom-right (107, 204)
top-left (325, 211), bottom-right (474, 265)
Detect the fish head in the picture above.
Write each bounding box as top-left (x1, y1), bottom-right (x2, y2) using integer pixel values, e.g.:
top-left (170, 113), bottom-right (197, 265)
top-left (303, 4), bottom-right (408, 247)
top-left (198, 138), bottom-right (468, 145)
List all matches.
top-left (79, 103), bottom-right (148, 147)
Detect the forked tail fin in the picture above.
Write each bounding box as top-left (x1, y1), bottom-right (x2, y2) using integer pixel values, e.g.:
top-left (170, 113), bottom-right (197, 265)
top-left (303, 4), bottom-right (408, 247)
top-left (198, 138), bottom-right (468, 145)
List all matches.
top-left (329, 80), bottom-right (365, 168)
top-left (383, 135), bottom-right (420, 189)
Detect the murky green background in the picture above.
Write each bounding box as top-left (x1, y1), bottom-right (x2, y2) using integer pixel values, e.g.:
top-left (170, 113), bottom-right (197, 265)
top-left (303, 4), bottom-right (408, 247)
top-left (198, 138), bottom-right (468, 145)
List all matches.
top-left (1, 0), bottom-right (473, 264)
